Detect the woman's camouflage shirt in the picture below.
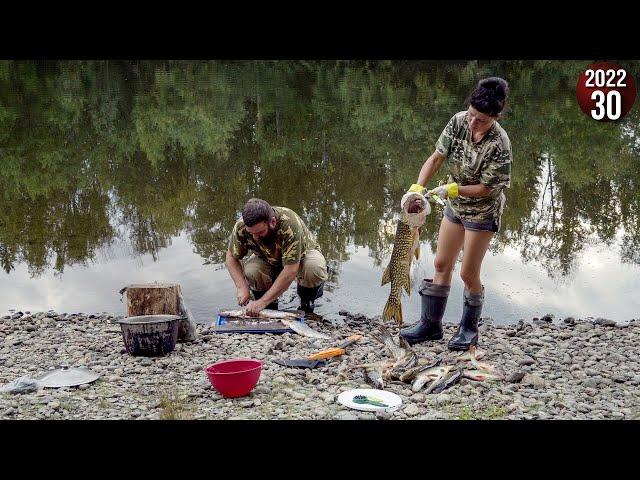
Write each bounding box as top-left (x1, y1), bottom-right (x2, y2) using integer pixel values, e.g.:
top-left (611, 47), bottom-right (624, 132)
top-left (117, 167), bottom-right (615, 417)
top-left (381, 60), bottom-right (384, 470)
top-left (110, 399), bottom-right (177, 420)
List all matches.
top-left (435, 110), bottom-right (513, 222)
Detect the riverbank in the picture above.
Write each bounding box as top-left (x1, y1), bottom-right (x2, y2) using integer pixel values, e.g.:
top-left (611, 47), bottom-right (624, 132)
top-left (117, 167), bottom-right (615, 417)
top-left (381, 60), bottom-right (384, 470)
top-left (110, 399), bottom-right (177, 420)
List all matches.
top-left (1, 310), bottom-right (638, 420)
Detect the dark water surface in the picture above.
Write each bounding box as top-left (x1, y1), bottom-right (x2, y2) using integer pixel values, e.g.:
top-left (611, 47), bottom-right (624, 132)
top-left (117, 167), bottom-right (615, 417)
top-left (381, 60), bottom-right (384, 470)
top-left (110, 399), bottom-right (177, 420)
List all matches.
top-left (1, 60), bottom-right (639, 324)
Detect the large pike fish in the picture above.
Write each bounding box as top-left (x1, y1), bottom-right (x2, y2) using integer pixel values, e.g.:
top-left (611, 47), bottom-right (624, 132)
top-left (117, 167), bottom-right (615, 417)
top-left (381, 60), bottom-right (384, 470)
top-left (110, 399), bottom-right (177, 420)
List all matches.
top-left (381, 192), bottom-right (429, 326)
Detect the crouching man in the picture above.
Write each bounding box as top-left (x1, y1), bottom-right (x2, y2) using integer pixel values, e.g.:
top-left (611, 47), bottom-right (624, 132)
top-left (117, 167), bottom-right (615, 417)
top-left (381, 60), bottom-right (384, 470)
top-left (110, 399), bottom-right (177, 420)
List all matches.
top-left (225, 198), bottom-right (328, 316)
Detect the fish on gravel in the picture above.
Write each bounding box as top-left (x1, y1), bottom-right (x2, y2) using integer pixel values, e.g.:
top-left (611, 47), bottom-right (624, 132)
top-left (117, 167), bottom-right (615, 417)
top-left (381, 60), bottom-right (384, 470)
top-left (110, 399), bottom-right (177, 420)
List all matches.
top-left (399, 359), bottom-right (443, 383)
top-left (412, 365), bottom-right (454, 393)
top-left (461, 370), bottom-right (504, 382)
top-left (349, 360), bottom-right (394, 390)
top-left (461, 346), bottom-right (505, 381)
top-left (353, 360), bottom-right (396, 389)
top-left (468, 346), bottom-right (502, 374)
top-left (430, 369), bottom-right (463, 394)
top-left (450, 348), bottom-right (487, 363)
top-left (372, 325), bottom-right (418, 379)
top-left (371, 325), bottom-right (405, 359)
top-left (280, 318), bottom-right (331, 340)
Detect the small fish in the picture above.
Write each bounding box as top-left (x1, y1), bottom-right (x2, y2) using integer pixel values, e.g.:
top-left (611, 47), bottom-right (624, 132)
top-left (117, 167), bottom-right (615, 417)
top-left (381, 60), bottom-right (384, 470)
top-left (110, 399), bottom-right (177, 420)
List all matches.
top-left (356, 360), bottom-right (395, 389)
top-left (462, 370), bottom-right (504, 382)
top-left (452, 348), bottom-right (486, 362)
top-left (371, 325), bottom-right (404, 360)
top-left (423, 366), bottom-right (456, 394)
top-left (371, 326), bottom-right (418, 379)
top-left (412, 365), bottom-right (453, 393)
top-left (220, 309), bottom-right (299, 320)
top-left (351, 359), bottom-right (395, 371)
top-left (468, 346), bottom-right (501, 373)
top-left (362, 366), bottom-right (385, 390)
top-left (388, 351), bottom-right (419, 379)
top-left (399, 359), bottom-right (442, 383)
top-left (280, 318), bottom-right (331, 340)
top-left (430, 369), bottom-right (463, 394)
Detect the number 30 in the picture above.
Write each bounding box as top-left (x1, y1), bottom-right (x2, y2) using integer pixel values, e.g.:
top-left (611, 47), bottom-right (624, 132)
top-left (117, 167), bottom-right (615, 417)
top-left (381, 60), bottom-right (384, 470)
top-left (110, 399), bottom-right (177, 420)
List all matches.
top-left (591, 90), bottom-right (622, 120)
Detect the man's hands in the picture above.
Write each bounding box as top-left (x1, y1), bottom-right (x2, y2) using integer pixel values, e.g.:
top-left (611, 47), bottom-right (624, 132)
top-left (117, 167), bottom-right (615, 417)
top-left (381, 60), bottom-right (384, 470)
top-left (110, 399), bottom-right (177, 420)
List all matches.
top-left (245, 299), bottom-right (267, 317)
top-left (237, 286), bottom-right (251, 306)
top-left (236, 286), bottom-right (266, 316)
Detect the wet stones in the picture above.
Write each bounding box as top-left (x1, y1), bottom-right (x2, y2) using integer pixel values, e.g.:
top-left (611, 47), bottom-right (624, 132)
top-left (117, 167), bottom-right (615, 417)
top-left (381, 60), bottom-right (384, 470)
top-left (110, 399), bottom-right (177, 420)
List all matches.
top-left (594, 318), bottom-right (617, 327)
top-left (521, 374), bottom-right (545, 388)
top-left (518, 356), bottom-right (536, 366)
top-left (506, 371), bottom-right (526, 383)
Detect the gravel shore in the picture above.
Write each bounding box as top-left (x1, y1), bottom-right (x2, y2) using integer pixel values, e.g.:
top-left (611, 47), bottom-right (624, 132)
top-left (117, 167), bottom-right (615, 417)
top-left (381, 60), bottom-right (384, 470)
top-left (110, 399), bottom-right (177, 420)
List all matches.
top-left (1, 310), bottom-right (639, 420)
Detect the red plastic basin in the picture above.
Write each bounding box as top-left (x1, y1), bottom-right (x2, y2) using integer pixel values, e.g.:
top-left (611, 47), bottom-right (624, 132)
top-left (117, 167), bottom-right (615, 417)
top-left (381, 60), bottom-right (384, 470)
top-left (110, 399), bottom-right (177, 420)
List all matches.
top-left (204, 359), bottom-right (263, 398)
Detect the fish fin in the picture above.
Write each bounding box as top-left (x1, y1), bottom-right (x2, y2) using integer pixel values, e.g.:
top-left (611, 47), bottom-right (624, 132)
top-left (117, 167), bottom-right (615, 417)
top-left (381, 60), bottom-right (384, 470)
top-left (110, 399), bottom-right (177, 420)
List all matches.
top-left (402, 271), bottom-right (411, 296)
top-left (398, 335), bottom-right (413, 351)
top-left (381, 264), bottom-right (392, 286)
top-left (382, 298), bottom-right (403, 326)
top-left (414, 242), bottom-right (420, 260)
top-left (412, 228), bottom-right (421, 260)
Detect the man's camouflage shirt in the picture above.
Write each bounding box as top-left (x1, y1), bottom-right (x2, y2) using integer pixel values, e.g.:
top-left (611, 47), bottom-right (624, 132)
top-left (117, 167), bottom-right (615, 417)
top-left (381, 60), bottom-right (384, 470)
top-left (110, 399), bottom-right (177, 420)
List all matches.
top-left (228, 206), bottom-right (320, 267)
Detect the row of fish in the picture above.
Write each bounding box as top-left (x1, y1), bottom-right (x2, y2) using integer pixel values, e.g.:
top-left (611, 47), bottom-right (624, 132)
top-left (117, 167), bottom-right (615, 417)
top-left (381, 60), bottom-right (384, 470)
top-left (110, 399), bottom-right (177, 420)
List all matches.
top-left (221, 309), bottom-right (505, 393)
top-left (353, 326), bottom-right (504, 394)
top-left (219, 309), bottom-right (330, 340)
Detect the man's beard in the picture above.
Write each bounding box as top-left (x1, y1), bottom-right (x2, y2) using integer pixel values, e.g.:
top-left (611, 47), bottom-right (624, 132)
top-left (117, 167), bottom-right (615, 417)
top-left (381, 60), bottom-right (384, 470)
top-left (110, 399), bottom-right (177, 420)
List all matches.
top-left (261, 226), bottom-right (277, 246)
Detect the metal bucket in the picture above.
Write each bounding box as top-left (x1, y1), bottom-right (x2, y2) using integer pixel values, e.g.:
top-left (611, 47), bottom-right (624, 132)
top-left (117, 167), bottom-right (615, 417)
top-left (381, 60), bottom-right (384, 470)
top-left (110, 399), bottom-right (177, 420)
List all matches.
top-left (117, 315), bottom-right (182, 357)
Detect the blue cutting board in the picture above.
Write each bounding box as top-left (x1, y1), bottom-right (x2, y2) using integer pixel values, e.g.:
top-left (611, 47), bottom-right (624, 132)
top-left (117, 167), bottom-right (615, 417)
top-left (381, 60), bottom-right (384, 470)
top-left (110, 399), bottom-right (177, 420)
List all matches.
top-left (212, 312), bottom-right (305, 334)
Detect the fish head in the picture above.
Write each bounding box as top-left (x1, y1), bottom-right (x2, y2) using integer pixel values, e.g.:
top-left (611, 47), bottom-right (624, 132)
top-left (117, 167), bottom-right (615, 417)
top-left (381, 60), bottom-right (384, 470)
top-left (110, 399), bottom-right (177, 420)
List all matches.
top-left (398, 334), bottom-right (414, 352)
top-left (401, 192), bottom-right (429, 227)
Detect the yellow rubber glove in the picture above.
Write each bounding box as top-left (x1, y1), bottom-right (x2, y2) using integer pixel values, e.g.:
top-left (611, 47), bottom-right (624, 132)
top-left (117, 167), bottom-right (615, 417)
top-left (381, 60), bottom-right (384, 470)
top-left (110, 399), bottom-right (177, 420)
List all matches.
top-left (428, 182), bottom-right (459, 200)
top-left (408, 183), bottom-right (425, 194)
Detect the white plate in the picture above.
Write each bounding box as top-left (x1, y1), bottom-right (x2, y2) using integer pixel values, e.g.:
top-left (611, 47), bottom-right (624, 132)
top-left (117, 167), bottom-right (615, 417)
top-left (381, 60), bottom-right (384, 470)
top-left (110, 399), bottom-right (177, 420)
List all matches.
top-left (337, 388), bottom-right (402, 413)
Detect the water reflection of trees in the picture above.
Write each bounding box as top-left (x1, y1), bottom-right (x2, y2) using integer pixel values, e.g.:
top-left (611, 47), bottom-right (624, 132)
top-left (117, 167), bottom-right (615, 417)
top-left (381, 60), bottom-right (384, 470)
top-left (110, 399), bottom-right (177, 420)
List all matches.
top-left (1, 60), bottom-right (639, 279)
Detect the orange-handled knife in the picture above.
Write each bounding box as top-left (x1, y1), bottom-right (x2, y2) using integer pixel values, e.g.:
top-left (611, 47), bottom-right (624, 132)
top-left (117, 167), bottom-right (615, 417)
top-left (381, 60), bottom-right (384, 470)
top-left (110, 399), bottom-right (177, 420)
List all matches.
top-left (307, 334), bottom-right (363, 360)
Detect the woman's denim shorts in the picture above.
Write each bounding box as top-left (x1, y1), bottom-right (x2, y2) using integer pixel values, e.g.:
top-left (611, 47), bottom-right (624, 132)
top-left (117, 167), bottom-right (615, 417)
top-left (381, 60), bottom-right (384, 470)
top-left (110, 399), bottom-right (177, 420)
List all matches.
top-left (444, 204), bottom-right (500, 233)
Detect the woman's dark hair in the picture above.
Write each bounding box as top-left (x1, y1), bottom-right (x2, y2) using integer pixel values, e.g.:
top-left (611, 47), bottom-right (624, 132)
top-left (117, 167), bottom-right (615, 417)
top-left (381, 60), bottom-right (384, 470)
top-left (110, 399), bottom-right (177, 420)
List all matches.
top-left (242, 198), bottom-right (275, 226)
top-left (467, 77), bottom-right (509, 117)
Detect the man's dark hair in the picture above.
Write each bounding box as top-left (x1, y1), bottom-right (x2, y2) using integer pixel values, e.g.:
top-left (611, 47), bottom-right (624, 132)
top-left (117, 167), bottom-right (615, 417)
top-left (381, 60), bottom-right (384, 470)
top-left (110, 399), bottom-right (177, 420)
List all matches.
top-left (242, 198), bottom-right (275, 227)
top-left (466, 77), bottom-right (510, 117)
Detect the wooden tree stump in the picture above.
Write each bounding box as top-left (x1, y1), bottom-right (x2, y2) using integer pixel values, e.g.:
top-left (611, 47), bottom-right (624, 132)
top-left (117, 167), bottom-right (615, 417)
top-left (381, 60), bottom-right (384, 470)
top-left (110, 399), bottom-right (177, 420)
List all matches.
top-left (119, 282), bottom-right (197, 342)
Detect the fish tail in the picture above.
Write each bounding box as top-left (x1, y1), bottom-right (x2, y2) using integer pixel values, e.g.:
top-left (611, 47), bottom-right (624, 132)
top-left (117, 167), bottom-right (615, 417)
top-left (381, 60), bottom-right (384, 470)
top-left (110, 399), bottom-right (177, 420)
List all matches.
top-left (382, 297), bottom-right (403, 326)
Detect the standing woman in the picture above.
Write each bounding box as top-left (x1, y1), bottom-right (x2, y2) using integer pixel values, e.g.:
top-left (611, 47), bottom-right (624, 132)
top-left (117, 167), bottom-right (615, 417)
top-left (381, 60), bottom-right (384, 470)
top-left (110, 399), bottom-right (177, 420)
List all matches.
top-left (400, 77), bottom-right (512, 351)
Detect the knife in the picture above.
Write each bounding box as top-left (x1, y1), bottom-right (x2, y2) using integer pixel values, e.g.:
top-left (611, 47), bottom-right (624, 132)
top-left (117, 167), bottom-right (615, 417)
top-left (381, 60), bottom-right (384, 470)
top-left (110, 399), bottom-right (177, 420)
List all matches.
top-left (273, 334), bottom-right (363, 369)
top-left (307, 334), bottom-right (363, 360)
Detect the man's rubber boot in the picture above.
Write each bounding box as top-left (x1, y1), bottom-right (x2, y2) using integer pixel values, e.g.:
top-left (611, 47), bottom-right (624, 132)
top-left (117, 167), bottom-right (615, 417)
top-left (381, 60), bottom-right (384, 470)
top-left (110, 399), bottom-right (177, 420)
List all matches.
top-left (400, 279), bottom-right (449, 345)
top-left (448, 286), bottom-right (484, 351)
top-left (297, 282), bottom-right (324, 314)
top-left (251, 289), bottom-right (279, 310)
